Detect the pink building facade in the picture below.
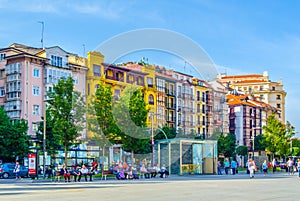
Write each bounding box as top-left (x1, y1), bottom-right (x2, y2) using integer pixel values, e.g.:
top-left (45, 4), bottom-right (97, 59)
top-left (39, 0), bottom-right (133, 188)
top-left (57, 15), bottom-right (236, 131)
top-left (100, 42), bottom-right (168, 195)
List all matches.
top-left (0, 44), bottom-right (87, 139)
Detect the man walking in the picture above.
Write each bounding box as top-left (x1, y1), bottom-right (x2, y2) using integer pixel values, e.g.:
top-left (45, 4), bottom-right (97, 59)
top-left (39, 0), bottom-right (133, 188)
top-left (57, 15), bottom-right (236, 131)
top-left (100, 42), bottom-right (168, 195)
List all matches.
top-left (231, 159), bottom-right (237, 175)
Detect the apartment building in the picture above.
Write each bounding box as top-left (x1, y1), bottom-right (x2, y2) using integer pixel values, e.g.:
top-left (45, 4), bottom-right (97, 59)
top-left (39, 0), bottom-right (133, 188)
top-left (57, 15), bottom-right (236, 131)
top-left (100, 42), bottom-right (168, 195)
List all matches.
top-left (0, 43), bottom-right (87, 139)
top-left (208, 79), bottom-right (229, 135)
top-left (227, 94), bottom-right (278, 150)
top-left (218, 71), bottom-right (286, 122)
top-left (86, 52), bottom-right (158, 139)
top-left (191, 78), bottom-right (210, 138)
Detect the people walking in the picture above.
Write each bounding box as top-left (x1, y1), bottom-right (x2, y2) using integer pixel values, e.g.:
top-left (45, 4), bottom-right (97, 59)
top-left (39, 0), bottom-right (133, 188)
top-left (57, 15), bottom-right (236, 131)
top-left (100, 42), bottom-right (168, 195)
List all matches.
top-left (217, 160), bottom-right (222, 175)
top-left (224, 158), bottom-right (230, 175)
top-left (287, 157), bottom-right (294, 175)
top-left (297, 158), bottom-right (300, 178)
top-left (14, 161), bottom-right (21, 180)
top-left (248, 158), bottom-right (256, 179)
top-left (231, 159), bottom-right (237, 175)
top-left (262, 160), bottom-right (268, 176)
top-left (272, 158), bottom-right (277, 174)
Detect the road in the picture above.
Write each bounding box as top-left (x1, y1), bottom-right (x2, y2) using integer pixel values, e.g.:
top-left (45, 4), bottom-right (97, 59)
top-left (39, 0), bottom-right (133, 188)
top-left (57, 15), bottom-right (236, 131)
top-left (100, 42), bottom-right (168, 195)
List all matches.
top-left (0, 172), bottom-right (298, 201)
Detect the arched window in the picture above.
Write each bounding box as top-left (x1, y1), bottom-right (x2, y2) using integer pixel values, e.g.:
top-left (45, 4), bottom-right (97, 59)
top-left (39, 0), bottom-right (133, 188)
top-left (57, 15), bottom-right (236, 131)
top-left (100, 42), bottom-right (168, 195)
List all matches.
top-left (148, 94), bottom-right (154, 105)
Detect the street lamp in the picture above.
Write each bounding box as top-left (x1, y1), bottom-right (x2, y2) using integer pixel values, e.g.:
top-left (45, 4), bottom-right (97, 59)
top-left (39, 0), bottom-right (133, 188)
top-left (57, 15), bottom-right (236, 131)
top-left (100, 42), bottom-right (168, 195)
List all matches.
top-left (43, 98), bottom-right (54, 178)
top-left (150, 113), bottom-right (154, 166)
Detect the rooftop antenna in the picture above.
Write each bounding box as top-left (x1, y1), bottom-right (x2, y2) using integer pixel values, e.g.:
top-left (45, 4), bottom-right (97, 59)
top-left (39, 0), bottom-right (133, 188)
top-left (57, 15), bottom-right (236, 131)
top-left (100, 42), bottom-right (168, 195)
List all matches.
top-left (38, 21), bottom-right (44, 49)
top-left (82, 44), bottom-right (85, 56)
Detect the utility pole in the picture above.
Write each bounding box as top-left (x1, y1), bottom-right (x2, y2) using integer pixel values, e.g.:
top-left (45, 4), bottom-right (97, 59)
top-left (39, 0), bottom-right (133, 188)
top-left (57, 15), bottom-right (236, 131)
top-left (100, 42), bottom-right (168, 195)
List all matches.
top-left (38, 21), bottom-right (44, 49)
top-left (43, 100), bottom-right (47, 179)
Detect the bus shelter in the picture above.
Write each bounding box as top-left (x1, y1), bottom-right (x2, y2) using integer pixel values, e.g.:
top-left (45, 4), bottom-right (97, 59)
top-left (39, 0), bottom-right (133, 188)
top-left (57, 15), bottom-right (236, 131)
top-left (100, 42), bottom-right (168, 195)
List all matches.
top-left (156, 138), bottom-right (217, 175)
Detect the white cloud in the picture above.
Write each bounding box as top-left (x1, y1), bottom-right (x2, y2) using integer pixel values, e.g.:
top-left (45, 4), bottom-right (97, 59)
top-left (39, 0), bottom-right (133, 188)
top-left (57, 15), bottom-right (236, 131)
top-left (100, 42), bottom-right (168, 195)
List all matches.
top-left (68, 1), bottom-right (124, 20)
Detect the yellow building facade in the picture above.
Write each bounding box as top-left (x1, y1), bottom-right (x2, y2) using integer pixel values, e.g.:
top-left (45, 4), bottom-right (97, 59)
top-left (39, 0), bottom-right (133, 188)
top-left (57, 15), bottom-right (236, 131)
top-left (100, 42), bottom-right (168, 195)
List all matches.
top-left (86, 52), bottom-right (158, 139)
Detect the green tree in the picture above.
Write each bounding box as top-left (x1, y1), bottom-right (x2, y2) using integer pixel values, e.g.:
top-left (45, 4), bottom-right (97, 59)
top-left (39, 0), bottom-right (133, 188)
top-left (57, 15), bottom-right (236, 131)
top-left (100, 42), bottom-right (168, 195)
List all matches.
top-left (218, 133), bottom-right (236, 157)
top-left (47, 77), bottom-right (86, 165)
top-left (263, 114), bottom-right (295, 158)
top-left (254, 134), bottom-right (266, 151)
top-left (113, 84), bottom-right (150, 157)
top-left (0, 107), bottom-right (29, 162)
top-left (154, 126), bottom-right (177, 140)
top-left (87, 83), bottom-right (117, 168)
top-left (236, 146), bottom-right (248, 157)
top-left (291, 138), bottom-right (300, 156)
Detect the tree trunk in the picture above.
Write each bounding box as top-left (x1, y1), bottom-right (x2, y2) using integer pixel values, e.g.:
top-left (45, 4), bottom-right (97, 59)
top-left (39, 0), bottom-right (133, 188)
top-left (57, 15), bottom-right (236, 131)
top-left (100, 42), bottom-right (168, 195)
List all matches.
top-left (64, 145), bottom-right (68, 166)
top-left (131, 150), bottom-right (134, 165)
top-left (102, 147), bottom-right (105, 171)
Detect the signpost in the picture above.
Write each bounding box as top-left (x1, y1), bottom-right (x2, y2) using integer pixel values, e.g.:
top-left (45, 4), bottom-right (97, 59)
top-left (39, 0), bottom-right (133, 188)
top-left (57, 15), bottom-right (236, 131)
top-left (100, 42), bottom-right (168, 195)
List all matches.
top-left (28, 153), bottom-right (37, 178)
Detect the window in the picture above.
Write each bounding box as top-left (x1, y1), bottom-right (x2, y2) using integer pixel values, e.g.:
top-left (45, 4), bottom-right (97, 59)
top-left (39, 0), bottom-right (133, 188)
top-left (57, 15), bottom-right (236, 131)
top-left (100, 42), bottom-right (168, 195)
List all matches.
top-left (51, 55), bottom-right (63, 67)
top-left (260, 95), bottom-right (264, 100)
top-left (0, 53), bottom-right (5, 61)
top-left (127, 74), bottom-right (134, 83)
top-left (137, 76), bottom-right (143, 85)
top-left (169, 84), bottom-right (174, 95)
top-left (197, 91), bottom-right (200, 101)
top-left (0, 87), bottom-right (5, 97)
top-left (178, 86), bottom-right (182, 97)
top-left (149, 94), bottom-right (154, 105)
top-left (33, 68), bottom-right (40, 78)
top-left (116, 72), bottom-right (123, 81)
top-left (276, 95), bottom-right (281, 100)
top-left (147, 77), bottom-right (153, 88)
top-left (277, 104), bottom-right (281, 108)
top-left (93, 65), bottom-right (101, 76)
top-left (32, 123), bottom-right (39, 132)
top-left (105, 69), bottom-right (113, 77)
top-left (33, 86), bottom-right (40, 95)
top-left (114, 89), bottom-right (120, 100)
top-left (73, 76), bottom-right (78, 85)
top-left (272, 86), bottom-right (276, 91)
top-left (33, 105), bottom-right (40, 115)
top-left (0, 69), bottom-right (5, 78)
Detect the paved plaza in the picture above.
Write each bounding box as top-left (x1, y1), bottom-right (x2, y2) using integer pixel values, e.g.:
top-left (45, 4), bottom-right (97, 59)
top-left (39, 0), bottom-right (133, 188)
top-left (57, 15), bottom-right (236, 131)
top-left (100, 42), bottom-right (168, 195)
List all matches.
top-left (0, 172), bottom-right (299, 201)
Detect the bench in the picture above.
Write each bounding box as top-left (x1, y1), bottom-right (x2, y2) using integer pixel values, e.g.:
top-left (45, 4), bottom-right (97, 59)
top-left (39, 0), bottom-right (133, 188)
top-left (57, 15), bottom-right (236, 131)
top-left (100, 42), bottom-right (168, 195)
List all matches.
top-left (101, 170), bottom-right (114, 180)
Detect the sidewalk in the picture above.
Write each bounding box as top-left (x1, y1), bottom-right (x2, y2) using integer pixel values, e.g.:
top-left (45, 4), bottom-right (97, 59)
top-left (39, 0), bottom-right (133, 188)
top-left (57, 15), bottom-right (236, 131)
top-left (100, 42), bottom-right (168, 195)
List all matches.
top-left (1, 170), bottom-right (296, 184)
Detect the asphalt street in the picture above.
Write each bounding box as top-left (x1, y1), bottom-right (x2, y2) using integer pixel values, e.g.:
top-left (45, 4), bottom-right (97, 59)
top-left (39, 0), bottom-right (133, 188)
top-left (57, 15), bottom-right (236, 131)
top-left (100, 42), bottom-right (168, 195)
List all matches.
top-left (0, 171), bottom-right (299, 201)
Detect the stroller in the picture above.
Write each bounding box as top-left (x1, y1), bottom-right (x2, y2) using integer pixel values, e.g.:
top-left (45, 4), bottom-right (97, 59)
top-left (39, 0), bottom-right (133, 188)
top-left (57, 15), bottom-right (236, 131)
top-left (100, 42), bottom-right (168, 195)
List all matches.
top-left (117, 169), bottom-right (126, 180)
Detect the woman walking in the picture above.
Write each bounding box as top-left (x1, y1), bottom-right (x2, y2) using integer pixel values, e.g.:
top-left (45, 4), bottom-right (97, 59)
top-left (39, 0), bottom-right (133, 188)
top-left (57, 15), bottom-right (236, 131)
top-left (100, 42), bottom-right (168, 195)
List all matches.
top-left (248, 158), bottom-right (256, 179)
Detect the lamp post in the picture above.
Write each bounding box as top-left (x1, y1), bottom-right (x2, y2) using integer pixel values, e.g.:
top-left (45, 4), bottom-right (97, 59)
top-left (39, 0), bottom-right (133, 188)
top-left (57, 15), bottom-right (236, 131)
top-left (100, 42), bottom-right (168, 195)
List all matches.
top-left (150, 113), bottom-right (154, 166)
top-left (43, 98), bottom-right (53, 179)
top-left (290, 138), bottom-right (293, 156)
top-left (252, 134), bottom-right (255, 160)
top-left (42, 100), bottom-right (47, 179)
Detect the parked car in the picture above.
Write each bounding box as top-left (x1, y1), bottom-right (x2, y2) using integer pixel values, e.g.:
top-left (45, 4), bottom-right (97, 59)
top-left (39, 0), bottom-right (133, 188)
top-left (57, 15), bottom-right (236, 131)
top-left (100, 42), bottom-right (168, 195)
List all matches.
top-left (0, 163), bottom-right (29, 179)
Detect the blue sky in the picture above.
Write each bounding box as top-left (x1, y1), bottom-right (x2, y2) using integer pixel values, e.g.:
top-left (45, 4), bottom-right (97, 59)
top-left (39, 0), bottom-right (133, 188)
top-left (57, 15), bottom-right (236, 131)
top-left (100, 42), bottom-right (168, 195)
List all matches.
top-left (0, 0), bottom-right (299, 134)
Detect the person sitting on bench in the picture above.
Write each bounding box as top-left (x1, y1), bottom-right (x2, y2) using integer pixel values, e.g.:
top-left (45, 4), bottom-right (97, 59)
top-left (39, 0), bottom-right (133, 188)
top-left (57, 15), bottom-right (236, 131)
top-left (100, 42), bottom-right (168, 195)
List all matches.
top-left (60, 165), bottom-right (71, 182)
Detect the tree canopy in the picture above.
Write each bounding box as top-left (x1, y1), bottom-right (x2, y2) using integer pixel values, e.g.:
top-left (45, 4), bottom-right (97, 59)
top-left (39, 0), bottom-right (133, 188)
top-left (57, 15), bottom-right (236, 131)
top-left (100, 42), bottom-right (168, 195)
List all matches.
top-left (47, 77), bottom-right (86, 165)
top-left (112, 84), bottom-right (151, 155)
top-left (0, 107), bottom-right (29, 162)
top-left (263, 114), bottom-right (295, 157)
top-left (217, 133), bottom-right (236, 158)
